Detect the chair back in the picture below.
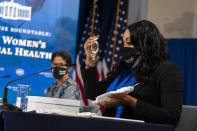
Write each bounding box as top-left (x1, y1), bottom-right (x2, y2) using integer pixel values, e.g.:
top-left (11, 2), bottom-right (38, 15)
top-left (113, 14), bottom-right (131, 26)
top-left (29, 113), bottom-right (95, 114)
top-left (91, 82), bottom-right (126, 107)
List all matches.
top-left (175, 105), bottom-right (197, 131)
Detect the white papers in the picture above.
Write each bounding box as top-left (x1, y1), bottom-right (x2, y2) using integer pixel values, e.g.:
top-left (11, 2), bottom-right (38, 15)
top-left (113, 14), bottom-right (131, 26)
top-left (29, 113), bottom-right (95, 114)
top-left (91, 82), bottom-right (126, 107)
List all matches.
top-left (26, 96), bottom-right (81, 113)
top-left (93, 115), bottom-right (144, 123)
top-left (94, 83), bottom-right (139, 103)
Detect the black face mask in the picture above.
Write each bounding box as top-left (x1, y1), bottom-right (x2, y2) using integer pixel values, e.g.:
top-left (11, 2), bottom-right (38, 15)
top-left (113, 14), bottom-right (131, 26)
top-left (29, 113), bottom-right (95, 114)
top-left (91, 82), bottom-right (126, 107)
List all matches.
top-left (52, 66), bottom-right (68, 79)
top-left (120, 47), bottom-right (141, 68)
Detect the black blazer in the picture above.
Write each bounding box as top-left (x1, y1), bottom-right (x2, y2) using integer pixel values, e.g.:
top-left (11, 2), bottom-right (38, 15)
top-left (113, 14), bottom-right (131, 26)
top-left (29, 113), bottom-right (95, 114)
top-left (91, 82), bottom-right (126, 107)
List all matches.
top-left (81, 61), bottom-right (183, 126)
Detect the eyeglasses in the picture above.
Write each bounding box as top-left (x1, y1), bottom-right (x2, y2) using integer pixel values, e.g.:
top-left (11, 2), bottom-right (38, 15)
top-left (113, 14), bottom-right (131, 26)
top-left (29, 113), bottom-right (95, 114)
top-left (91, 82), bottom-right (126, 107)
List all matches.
top-left (52, 63), bottom-right (67, 67)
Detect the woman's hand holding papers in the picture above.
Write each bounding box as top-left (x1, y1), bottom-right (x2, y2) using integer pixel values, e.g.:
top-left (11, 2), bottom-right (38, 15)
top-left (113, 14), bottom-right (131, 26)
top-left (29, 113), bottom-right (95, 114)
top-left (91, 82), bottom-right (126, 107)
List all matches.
top-left (97, 93), bottom-right (137, 108)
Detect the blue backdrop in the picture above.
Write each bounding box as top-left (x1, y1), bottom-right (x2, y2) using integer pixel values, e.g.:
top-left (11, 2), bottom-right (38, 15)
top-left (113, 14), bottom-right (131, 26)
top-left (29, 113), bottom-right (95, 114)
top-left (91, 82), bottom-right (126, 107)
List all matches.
top-left (167, 39), bottom-right (197, 105)
top-left (0, 0), bottom-right (80, 104)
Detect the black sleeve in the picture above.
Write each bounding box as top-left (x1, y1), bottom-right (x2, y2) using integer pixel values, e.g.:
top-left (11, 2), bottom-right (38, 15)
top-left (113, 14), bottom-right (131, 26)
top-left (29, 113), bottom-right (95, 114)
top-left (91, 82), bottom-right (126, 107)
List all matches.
top-left (80, 64), bottom-right (114, 100)
top-left (132, 64), bottom-right (183, 126)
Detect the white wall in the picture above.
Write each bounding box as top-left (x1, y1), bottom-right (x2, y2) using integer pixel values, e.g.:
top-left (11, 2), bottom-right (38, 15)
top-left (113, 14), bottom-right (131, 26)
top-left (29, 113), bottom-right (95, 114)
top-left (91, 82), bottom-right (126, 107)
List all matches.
top-left (127, 0), bottom-right (148, 24)
top-left (127, 0), bottom-right (197, 38)
top-left (193, 0), bottom-right (197, 37)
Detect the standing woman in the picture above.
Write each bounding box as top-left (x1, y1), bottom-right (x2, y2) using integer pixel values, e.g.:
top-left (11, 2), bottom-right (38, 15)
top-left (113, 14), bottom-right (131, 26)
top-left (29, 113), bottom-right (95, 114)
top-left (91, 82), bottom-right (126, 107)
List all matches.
top-left (81, 20), bottom-right (183, 126)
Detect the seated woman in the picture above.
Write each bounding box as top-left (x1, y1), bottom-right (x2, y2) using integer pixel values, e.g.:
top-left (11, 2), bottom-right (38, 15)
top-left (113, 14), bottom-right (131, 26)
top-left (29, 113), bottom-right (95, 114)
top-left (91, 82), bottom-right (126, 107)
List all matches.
top-left (46, 51), bottom-right (81, 100)
top-left (81, 20), bottom-right (183, 126)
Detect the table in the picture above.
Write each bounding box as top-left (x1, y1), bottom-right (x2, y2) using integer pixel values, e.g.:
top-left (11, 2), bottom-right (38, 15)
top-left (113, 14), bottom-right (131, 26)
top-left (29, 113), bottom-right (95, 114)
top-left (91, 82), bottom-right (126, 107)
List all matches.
top-left (0, 111), bottom-right (174, 131)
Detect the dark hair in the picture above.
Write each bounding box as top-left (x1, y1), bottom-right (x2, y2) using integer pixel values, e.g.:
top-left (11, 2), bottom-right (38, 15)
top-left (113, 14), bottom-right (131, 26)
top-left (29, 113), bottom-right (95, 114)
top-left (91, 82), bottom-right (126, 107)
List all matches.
top-left (108, 20), bottom-right (169, 83)
top-left (51, 51), bottom-right (72, 66)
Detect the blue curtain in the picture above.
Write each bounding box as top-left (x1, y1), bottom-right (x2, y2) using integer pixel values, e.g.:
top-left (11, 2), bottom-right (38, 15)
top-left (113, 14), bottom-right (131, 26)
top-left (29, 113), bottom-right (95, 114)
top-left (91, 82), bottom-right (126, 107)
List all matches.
top-left (167, 39), bottom-right (197, 105)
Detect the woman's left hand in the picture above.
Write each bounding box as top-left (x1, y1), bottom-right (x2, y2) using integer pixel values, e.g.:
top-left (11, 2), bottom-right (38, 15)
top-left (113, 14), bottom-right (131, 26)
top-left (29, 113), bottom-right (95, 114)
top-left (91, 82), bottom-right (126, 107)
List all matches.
top-left (97, 93), bottom-right (137, 108)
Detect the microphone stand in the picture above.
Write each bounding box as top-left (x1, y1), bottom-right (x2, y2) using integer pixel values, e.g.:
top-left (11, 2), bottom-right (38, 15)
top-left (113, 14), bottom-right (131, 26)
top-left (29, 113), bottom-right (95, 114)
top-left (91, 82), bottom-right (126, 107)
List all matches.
top-left (0, 68), bottom-right (52, 111)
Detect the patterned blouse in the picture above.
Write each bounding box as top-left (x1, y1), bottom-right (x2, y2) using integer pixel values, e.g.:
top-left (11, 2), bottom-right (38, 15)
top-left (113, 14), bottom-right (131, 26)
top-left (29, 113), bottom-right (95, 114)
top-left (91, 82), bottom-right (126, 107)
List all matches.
top-left (45, 78), bottom-right (81, 100)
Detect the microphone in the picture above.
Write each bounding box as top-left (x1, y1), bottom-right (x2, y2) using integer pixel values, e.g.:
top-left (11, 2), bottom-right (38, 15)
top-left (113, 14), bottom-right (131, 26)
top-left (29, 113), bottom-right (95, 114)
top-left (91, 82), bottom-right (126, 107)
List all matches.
top-left (0, 75), bottom-right (11, 78)
top-left (1, 67), bottom-right (52, 111)
top-left (1, 63), bottom-right (76, 111)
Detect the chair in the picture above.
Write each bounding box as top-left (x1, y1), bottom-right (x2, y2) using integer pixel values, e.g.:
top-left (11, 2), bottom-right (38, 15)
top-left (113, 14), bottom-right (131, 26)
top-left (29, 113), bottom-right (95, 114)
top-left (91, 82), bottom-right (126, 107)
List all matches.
top-left (175, 105), bottom-right (197, 131)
